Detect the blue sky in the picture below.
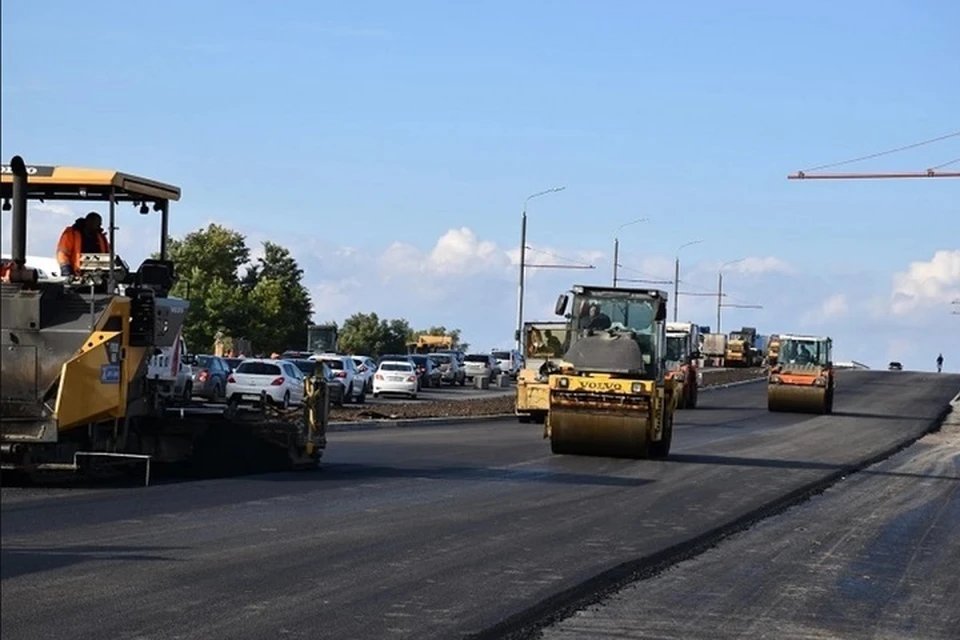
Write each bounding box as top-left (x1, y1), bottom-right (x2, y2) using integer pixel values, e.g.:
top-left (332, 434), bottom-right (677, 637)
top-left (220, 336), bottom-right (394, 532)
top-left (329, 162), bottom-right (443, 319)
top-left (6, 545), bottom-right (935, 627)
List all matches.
top-left (2, 0), bottom-right (958, 370)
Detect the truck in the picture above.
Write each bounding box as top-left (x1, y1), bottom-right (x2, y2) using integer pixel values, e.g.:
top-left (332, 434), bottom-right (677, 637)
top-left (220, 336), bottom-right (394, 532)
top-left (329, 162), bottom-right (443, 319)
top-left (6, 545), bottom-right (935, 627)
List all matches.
top-left (515, 321), bottom-right (568, 423)
top-left (665, 322), bottom-right (702, 409)
top-left (702, 332), bottom-right (727, 367)
top-left (406, 334), bottom-right (453, 354)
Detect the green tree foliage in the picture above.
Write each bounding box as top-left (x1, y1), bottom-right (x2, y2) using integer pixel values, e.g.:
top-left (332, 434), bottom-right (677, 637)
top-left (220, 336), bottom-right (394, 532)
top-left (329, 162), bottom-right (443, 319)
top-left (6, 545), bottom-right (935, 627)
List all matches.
top-left (159, 224), bottom-right (313, 353)
top-left (338, 312), bottom-right (412, 357)
top-left (410, 326), bottom-right (470, 352)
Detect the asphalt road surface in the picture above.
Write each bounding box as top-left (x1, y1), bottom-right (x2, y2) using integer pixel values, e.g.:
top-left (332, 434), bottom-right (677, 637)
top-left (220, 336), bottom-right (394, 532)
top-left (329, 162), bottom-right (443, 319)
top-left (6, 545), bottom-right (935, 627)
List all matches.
top-left (2, 371), bottom-right (957, 640)
top-left (540, 394), bottom-right (960, 640)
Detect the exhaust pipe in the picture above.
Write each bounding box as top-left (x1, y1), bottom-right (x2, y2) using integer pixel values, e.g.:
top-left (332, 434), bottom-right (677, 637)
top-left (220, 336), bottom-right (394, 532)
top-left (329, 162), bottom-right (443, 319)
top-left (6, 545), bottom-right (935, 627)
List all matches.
top-left (7, 156), bottom-right (37, 286)
top-left (10, 155), bottom-right (28, 267)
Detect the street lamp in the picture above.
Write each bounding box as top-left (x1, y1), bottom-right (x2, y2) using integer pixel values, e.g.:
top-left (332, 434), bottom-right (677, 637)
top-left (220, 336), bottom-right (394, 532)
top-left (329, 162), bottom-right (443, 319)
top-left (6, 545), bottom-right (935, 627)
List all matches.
top-left (673, 239), bottom-right (703, 321)
top-left (717, 258), bottom-right (745, 333)
top-left (515, 186), bottom-right (566, 350)
top-left (612, 217), bottom-right (648, 287)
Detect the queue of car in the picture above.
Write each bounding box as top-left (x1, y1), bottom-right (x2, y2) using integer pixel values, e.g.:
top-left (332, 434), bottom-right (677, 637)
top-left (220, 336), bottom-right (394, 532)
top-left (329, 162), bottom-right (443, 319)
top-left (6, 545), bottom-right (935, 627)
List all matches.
top-left (183, 347), bottom-right (524, 409)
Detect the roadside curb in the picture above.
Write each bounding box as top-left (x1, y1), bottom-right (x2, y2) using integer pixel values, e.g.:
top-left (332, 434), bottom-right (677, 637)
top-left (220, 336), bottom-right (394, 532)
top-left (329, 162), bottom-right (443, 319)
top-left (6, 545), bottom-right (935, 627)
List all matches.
top-left (329, 414), bottom-right (517, 432)
top-left (699, 376), bottom-right (766, 392)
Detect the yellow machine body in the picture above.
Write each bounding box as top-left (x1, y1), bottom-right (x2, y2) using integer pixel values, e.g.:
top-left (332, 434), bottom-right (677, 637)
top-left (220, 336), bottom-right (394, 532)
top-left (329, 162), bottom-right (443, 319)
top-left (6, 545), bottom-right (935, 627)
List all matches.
top-left (516, 320), bottom-right (568, 424)
top-left (767, 334), bottom-right (834, 414)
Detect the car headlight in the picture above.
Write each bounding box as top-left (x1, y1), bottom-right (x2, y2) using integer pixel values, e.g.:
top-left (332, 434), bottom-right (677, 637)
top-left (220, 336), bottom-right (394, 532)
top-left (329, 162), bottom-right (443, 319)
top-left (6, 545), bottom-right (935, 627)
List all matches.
top-left (558, 377), bottom-right (569, 388)
top-left (631, 382), bottom-right (644, 393)
top-left (814, 376), bottom-right (827, 387)
top-left (769, 374), bottom-right (781, 384)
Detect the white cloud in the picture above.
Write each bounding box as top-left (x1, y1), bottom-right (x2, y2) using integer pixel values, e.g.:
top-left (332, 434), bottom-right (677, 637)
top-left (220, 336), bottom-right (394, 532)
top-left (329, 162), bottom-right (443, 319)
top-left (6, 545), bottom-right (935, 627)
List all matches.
top-left (801, 293), bottom-right (849, 325)
top-left (890, 249), bottom-right (960, 315)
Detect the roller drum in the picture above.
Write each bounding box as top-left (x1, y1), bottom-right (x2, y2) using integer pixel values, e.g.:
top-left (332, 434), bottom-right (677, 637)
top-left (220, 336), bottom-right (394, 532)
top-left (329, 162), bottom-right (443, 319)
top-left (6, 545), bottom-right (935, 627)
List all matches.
top-left (549, 408), bottom-right (649, 458)
top-left (767, 384), bottom-right (831, 414)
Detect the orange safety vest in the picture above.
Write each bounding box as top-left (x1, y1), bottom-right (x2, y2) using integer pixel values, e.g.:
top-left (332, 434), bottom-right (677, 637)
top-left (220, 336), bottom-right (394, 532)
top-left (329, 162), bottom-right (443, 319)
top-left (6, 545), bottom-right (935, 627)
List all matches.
top-left (56, 226), bottom-right (109, 273)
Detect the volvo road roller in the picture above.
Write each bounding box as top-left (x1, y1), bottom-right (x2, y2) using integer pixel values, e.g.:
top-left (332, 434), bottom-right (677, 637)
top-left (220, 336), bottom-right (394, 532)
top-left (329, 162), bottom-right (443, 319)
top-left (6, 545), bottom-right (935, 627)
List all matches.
top-left (0, 156), bottom-right (328, 482)
top-left (544, 285), bottom-right (677, 459)
top-left (767, 333), bottom-right (834, 414)
top-left (665, 321), bottom-right (702, 409)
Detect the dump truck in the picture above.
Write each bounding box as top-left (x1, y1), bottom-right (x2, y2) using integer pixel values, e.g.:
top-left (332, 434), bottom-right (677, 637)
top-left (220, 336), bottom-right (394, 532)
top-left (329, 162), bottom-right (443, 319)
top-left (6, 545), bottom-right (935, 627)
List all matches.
top-left (725, 326), bottom-right (758, 367)
top-left (0, 156), bottom-right (328, 481)
top-left (544, 285), bottom-right (678, 459)
top-left (767, 333), bottom-right (834, 414)
top-left (515, 321), bottom-right (568, 424)
top-left (665, 321), bottom-right (702, 409)
top-left (407, 334), bottom-right (453, 354)
top-left (702, 332), bottom-right (727, 366)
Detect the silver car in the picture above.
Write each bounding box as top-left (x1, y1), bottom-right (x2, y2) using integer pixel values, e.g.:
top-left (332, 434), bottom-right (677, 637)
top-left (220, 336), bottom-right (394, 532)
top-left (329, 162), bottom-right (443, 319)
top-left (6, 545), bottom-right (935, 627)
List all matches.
top-left (463, 353), bottom-right (501, 383)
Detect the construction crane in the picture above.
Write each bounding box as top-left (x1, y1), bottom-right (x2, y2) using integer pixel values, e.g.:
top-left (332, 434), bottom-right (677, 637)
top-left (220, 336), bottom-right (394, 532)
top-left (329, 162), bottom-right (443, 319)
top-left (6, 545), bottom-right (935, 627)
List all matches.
top-left (787, 131), bottom-right (960, 180)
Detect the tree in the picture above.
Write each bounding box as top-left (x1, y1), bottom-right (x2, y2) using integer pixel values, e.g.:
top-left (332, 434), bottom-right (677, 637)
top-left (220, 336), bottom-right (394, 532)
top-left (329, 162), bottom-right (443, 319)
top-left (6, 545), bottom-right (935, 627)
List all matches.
top-left (411, 325), bottom-right (470, 352)
top-left (338, 312), bottom-right (413, 357)
top-left (158, 224), bottom-right (312, 353)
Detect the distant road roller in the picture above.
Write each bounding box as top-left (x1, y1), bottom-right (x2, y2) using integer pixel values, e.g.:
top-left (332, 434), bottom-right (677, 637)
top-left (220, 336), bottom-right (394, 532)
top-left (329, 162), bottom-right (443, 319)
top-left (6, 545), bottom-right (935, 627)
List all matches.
top-left (0, 156), bottom-right (328, 481)
top-left (544, 285), bottom-right (677, 459)
top-left (767, 334), bottom-right (834, 414)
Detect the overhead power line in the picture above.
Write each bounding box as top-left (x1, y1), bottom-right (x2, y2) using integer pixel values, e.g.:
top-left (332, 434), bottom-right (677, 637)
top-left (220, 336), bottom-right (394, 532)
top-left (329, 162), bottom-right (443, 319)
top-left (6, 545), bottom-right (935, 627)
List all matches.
top-left (800, 131), bottom-right (960, 173)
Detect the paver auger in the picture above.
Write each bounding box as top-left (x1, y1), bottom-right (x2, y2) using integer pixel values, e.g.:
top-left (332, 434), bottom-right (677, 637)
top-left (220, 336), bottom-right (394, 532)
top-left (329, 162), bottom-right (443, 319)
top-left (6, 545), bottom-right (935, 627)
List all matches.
top-left (544, 286), bottom-right (677, 459)
top-left (767, 334), bottom-right (834, 414)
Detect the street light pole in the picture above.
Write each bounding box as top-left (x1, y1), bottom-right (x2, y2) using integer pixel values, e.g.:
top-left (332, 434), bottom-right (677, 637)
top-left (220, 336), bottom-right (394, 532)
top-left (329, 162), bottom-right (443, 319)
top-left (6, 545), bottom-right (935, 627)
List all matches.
top-left (717, 258), bottom-right (745, 333)
top-left (612, 218), bottom-right (647, 287)
top-left (673, 239), bottom-right (703, 321)
top-left (515, 187), bottom-right (565, 351)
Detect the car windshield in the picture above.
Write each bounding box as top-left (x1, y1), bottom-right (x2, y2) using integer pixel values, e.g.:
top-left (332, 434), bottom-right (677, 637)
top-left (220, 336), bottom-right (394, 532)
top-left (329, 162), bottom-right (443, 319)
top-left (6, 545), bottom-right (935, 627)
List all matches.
top-left (322, 359), bottom-right (344, 370)
top-left (236, 361), bottom-right (281, 376)
top-left (381, 363), bottom-right (413, 372)
top-left (431, 354), bottom-right (451, 364)
top-left (464, 355), bottom-right (489, 363)
top-left (410, 356), bottom-right (428, 365)
top-left (492, 351), bottom-right (510, 360)
top-left (573, 294), bottom-right (658, 335)
top-left (779, 338), bottom-right (830, 366)
top-left (196, 356), bottom-right (212, 368)
top-left (665, 335), bottom-right (688, 362)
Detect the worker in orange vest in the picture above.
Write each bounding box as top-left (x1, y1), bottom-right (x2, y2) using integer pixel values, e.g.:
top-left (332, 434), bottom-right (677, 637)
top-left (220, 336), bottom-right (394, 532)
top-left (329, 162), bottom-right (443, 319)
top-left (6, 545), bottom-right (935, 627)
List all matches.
top-left (56, 212), bottom-right (110, 277)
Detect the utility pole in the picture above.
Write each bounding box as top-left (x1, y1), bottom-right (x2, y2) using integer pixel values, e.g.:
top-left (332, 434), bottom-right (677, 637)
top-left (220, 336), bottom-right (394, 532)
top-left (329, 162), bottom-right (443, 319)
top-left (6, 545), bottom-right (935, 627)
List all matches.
top-left (716, 259), bottom-right (743, 333)
top-left (673, 239), bottom-right (703, 321)
top-left (612, 218), bottom-right (647, 287)
top-left (515, 187), bottom-right (565, 351)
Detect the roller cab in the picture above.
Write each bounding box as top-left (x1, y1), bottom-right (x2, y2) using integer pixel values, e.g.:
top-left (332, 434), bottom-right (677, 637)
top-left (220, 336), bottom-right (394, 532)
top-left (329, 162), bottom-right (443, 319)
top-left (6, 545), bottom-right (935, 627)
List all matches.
top-left (515, 321), bottom-right (568, 424)
top-left (544, 286), bottom-right (676, 459)
top-left (665, 322), bottom-right (701, 410)
top-left (767, 334), bottom-right (834, 414)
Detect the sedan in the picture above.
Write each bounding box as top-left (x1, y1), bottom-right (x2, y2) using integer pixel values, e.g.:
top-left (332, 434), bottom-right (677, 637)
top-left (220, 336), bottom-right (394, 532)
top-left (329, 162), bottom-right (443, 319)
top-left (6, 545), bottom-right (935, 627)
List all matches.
top-left (188, 354), bottom-right (231, 402)
top-left (226, 359), bottom-right (305, 409)
top-left (373, 361), bottom-right (419, 399)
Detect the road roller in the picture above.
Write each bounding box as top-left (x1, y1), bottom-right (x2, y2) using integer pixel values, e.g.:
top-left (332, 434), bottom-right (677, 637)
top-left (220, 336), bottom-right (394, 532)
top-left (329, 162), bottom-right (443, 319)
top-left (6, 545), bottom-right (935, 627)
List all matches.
top-left (767, 333), bottom-right (834, 414)
top-left (544, 285), bottom-right (677, 459)
top-left (1, 156), bottom-right (328, 482)
top-left (516, 320), bottom-right (567, 424)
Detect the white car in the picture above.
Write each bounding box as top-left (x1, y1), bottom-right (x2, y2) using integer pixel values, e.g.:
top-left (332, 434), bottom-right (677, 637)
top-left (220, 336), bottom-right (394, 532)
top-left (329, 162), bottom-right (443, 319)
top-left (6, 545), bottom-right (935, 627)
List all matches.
top-left (316, 355), bottom-right (366, 403)
top-left (226, 358), bottom-right (305, 409)
top-left (352, 355), bottom-right (377, 392)
top-left (373, 361), bottom-right (419, 399)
